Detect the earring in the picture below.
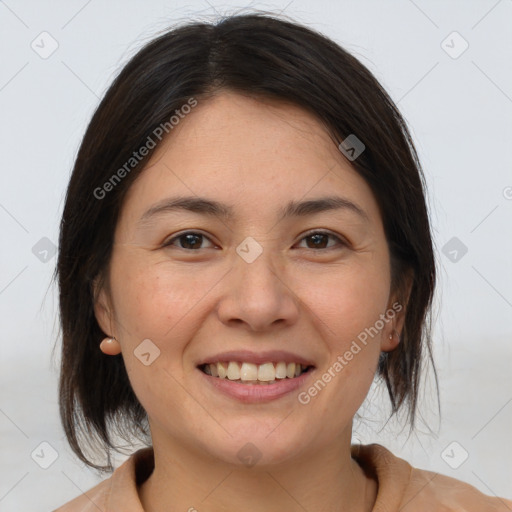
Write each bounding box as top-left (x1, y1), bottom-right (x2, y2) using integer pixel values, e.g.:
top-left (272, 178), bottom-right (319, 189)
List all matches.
top-left (99, 336), bottom-right (122, 355)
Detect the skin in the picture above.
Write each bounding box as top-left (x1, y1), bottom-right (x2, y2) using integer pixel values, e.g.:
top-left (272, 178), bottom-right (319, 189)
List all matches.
top-left (95, 90), bottom-right (409, 511)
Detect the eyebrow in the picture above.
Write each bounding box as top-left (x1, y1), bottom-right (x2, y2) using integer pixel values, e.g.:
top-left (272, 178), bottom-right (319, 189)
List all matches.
top-left (138, 195), bottom-right (369, 226)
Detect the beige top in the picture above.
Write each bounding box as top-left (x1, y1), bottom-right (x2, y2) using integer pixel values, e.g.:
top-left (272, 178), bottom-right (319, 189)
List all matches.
top-left (54, 443), bottom-right (512, 511)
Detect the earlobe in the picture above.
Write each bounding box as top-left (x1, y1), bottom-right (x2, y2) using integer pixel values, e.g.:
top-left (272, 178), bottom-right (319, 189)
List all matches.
top-left (381, 300), bottom-right (407, 352)
top-left (92, 278), bottom-right (120, 354)
top-left (381, 268), bottom-right (413, 351)
top-left (381, 328), bottom-right (401, 352)
top-left (96, 296), bottom-right (122, 355)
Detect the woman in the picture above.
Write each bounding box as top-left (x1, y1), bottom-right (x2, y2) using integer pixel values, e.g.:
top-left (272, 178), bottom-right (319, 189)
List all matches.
top-left (54, 12), bottom-right (512, 511)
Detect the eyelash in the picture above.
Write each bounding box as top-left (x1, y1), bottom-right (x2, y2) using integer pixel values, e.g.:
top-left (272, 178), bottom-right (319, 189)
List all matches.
top-left (162, 230), bottom-right (347, 251)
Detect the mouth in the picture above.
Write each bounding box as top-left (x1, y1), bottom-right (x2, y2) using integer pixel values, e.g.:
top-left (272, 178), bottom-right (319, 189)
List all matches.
top-left (196, 350), bottom-right (317, 402)
top-left (198, 361), bottom-right (314, 385)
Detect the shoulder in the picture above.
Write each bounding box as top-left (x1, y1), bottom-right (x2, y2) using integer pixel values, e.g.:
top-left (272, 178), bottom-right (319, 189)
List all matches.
top-left (353, 443), bottom-right (512, 512)
top-left (402, 465), bottom-right (512, 512)
top-left (52, 476), bottom-right (112, 512)
top-left (53, 447), bottom-right (154, 512)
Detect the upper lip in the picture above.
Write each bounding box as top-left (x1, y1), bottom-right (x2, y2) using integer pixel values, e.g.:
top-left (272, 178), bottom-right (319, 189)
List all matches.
top-left (197, 350), bottom-right (316, 367)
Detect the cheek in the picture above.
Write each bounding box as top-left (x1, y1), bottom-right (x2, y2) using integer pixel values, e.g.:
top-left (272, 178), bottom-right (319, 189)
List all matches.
top-left (110, 254), bottom-right (212, 339)
top-left (307, 259), bottom-right (391, 339)
top-left (109, 259), bottom-right (205, 427)
top-left (300, 258), bottom-right (390, 404)
top-left (109, 254), bottom-right (221, 401)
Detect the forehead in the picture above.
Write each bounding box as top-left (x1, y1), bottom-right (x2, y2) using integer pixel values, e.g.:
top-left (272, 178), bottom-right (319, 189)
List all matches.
top-left (119, 91), bottom-right (382, 228)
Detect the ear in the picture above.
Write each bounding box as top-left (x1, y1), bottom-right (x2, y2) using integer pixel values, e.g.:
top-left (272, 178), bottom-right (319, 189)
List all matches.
top-left (381, 269), bottom-right (413, 352)
top-left (93, 277), bottom-right (122, 356)
top-left (92, 275), bottom-right (115, 338)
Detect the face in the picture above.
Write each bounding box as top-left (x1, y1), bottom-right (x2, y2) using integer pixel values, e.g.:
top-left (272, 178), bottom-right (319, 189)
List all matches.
top-left (95, 90), bottom-right (404, 467)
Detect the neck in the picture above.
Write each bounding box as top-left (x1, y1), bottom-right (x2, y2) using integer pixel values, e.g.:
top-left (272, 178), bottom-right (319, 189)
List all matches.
top-left (139, 428), bottom-right (377, 512)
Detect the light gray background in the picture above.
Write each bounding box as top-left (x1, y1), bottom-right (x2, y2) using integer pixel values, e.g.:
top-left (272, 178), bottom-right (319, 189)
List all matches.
top-left (1, 0), bottom-right (511, 510)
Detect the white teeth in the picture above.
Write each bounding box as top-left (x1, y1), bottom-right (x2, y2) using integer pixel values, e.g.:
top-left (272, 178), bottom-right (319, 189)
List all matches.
top-left (275, 361), bottom-right (287, 379)
top-left (202, 361), bottom-right (310, 383)
top-left (227, 361), bottom-right (241, 380)
top-left (240, 362), bottom-right (258, 381)
top-left (217, 362), bottom-right (227, 379)
top-left (257, 362), bottom-right (276, 382)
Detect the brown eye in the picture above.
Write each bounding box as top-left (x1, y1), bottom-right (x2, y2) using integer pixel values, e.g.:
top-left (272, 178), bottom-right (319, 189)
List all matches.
top-left (163, 232), bottom-right (214, 250)
top-left (297, 231), bottom-right (345, 250)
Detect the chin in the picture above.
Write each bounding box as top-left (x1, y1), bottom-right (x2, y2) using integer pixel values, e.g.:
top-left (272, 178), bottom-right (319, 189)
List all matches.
top-left (199, 422), bottom-right (313, 468)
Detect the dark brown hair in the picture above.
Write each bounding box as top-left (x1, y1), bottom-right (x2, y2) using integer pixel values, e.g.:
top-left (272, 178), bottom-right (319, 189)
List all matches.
top-left (55, 12), bottom-right (439, 471)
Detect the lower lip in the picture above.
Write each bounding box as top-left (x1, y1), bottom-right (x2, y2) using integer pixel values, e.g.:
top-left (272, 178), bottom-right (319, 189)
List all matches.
top-left (198, 368), bottom-right (315, 403)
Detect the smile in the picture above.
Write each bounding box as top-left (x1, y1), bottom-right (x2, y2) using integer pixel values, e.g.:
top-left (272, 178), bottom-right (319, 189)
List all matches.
top-left (199, 361), bottom-right (313, 384)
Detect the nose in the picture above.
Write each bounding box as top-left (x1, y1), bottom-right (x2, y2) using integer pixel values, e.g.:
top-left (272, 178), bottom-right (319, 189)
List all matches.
top-left (216, 246), bottom-right (300, 332)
